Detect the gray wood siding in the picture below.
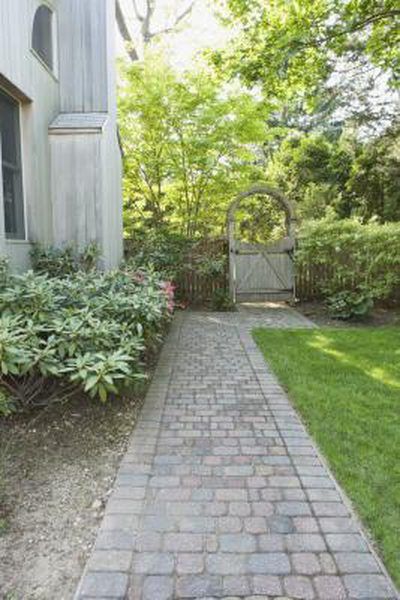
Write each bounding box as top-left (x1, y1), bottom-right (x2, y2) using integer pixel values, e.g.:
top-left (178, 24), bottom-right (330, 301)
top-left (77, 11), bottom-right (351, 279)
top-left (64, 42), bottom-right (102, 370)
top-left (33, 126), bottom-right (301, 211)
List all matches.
top-left (50, 123), bottom-right (123, 269)
top-left (5, 241), bottom-right (31, 272)
top-left (0, 0), bottom-right (123, 270)
top-left (58, 0), bottom-right (108, 113)
top-left (50, 132), bottom-right (102, 248)
top-left (101, 119), bottom-right (123, 268)
top-left (0, 0), bottom-right (59, 267)
top-left (0, 139), bottom-right (5, 255)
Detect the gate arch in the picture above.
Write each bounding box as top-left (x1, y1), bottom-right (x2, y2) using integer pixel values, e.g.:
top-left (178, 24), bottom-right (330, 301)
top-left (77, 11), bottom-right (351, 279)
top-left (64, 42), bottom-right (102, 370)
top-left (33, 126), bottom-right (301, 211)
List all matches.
top-left (227, 185), bottom-right (297, 303)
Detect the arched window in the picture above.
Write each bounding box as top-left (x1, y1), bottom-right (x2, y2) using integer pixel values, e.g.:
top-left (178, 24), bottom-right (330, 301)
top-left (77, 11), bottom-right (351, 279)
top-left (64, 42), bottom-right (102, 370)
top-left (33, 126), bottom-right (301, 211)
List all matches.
top-left (32, 5), bottom-right (53, 71)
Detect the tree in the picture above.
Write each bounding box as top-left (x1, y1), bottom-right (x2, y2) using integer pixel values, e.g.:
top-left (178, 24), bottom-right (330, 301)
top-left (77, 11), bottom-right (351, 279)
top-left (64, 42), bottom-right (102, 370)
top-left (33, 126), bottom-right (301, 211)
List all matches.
top-left (207, 0), bottom-right (400, 224)
top-left (116, 0), bottom-right (197, 62)
top-left (215, 0), bottom-right (400, 87)
top-left (265, 132), bottom-right (356, 220)
top-left (264, 126), bottom-right (400, 223)
top-left (119, 56), bottom-right (267, 238)
top-left (347, 127), bottom-right (400, 222)
top-left (213, 0), bottom-right (400, 133)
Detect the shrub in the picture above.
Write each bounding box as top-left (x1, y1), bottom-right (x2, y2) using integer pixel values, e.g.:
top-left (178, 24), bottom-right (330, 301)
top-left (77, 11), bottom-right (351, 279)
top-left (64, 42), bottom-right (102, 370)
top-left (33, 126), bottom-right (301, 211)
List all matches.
top-left (125, 231), bottom-right (229, 305)
top-left (30, 242), bottom-right (100, 277)
top-left (0, 256), bottom-right (9, 289)
top-left (326, 291), bottom-right (374, 320)
top-left (0, 267), bottom-right (173, 412)
top-left (296, 218), bottom-right (400, 317)
top-left (195, 255), bottom-right (227, 278)
top-left (125, 230), bottom-right (192, 280)
top-left (210, 288), bottom-right (235, 312)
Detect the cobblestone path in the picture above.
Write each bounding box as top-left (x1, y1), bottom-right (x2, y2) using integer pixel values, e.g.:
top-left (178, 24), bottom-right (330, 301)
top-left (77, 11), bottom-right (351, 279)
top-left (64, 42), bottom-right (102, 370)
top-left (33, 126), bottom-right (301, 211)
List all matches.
top-left (76, 307), bottom-right (398, 600)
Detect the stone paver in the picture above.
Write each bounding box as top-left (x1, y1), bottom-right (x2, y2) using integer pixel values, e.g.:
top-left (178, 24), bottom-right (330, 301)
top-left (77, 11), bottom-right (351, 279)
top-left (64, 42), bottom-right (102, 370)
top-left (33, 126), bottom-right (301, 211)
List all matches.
top-left (75, 306), bottom-right (398, 600)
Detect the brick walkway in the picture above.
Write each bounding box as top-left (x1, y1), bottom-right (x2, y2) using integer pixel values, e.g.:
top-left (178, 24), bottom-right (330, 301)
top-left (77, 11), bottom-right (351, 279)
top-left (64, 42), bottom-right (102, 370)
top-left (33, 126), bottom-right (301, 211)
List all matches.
top-left (76, 306), bottom-right (398, 600)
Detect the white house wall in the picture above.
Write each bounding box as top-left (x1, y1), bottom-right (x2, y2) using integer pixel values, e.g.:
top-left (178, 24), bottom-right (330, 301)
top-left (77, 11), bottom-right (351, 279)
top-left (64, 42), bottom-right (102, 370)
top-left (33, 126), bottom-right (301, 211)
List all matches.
top-left (0, 0), bottom-right (123, 270)
top-left (102, 0), bottom-right (123, 268)
top-left (101, 119), bottom-right (123, 269)
top-left (58, 0), bottom-right (108, 113)
top-left (0, 0), bottom-right (60, 268)
top-left (50, 132), bottom-right (102, 249)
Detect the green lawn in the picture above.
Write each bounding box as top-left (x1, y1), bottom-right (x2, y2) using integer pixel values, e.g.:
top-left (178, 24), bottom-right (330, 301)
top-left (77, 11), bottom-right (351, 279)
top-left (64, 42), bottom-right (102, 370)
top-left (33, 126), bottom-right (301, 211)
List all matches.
top-left (253, 327), bottom-right (400, 587)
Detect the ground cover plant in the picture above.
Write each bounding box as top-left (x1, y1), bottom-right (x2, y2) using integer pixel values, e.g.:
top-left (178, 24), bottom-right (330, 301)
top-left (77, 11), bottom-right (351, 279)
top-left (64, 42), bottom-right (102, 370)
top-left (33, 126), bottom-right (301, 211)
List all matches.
top-left (254, 327), bottom-right (400, 587)
top-left (0, 264), bottom-right (173, 414)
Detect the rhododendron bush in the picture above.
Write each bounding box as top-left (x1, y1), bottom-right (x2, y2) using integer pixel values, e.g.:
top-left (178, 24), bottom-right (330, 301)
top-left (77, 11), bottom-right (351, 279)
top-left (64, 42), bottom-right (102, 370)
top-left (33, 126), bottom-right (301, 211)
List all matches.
top-left (0, 264), bottom-right (174, 414)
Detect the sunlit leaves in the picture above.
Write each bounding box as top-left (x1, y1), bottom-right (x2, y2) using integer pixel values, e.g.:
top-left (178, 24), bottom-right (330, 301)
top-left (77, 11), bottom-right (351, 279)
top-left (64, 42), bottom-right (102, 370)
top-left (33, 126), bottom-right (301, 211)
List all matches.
top-left (119, 54), bottom-right (268, 237)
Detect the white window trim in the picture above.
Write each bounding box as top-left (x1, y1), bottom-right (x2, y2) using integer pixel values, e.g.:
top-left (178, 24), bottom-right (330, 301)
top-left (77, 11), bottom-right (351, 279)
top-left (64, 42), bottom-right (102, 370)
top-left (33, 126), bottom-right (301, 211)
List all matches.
top-left (19, 101), bottom-right (28, 243)
top-left (0, 87), bottom-right (28, 242)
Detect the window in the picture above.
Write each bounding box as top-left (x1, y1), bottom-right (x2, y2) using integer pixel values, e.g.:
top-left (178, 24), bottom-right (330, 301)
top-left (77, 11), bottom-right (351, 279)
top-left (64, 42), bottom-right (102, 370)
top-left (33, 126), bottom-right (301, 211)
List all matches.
top-left (0, 90), bottom-right (25, 240)
top-left (32, 5), bottom-right (53, 71)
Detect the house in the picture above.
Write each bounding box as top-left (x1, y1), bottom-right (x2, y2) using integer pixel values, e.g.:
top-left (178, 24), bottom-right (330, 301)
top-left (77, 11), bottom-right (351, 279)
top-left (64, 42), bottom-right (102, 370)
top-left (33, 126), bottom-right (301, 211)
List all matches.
top-left (0, 0), bottom-right (123, 271)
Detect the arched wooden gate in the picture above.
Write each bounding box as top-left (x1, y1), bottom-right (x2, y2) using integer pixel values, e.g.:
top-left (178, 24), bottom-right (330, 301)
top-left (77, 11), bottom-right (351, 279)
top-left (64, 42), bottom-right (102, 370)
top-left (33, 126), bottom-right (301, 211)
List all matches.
top-left (227, 185), bottom-right (297, 303)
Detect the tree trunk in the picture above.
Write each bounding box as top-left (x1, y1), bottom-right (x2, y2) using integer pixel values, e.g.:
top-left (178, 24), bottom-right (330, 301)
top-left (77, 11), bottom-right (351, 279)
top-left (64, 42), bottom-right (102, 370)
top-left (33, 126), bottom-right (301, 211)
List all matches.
top-left (116, 0), bottom-right (140, 62)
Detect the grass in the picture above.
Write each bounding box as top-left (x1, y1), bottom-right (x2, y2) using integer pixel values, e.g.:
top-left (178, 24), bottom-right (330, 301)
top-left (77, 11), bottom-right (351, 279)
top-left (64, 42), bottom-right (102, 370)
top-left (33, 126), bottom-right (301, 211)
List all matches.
top-left (253, 327), bottom-right (400, 587)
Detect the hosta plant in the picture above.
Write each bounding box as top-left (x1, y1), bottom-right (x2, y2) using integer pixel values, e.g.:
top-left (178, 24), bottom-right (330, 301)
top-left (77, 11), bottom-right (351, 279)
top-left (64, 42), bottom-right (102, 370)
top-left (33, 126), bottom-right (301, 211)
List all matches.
top-left (326, 290), bottom-right (374, 320)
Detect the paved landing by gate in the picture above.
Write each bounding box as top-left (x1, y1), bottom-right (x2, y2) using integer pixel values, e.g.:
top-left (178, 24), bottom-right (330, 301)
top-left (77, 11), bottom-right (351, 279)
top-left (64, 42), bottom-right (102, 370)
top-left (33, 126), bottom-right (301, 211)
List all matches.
top-left (76, 306), bottom-right (398, 600)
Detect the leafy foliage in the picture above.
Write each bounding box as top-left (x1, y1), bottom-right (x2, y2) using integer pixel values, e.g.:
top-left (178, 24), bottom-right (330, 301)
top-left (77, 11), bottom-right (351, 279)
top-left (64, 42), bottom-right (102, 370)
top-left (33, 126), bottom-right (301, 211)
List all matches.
top-left (266, 127), bottom-right (400, 223)
top-left (0, 267), bottom-right (173, 413)
top-left (214, 0), bottom-right (400, 110)
top-left (30, 242), bottom-right (101, 277)
top-left (210, 288), bottom-right (235, 312)
top-left (296, 218), bottom-right (400, 317)
top-left (326, 290), bottom-right (374, 320)
top-left (235, 194), bottom-right (287, 243)
top-left (119, 55), bottom-right (266, 238)
top-left (346, 127), bottom-right (400, 222)
top-left (126, 229), bottom-right (192, 279)
top-left (0, 257), bottom-right (9, 289)
top-left (125, 230), bottom-right (229, 304)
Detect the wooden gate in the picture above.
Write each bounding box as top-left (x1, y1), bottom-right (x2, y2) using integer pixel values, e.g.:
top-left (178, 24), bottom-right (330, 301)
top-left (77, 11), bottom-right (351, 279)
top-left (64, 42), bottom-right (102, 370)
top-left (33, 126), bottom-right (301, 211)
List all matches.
top-left (234, 237), bottom-right (294, 301)
top-left (228, 185), bottom-right (296, 303)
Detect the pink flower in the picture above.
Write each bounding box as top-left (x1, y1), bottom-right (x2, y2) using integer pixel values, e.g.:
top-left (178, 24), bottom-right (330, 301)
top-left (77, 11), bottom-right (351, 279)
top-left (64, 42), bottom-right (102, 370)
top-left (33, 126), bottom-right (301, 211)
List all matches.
top-left (161, 281), bottom-right (175, 313)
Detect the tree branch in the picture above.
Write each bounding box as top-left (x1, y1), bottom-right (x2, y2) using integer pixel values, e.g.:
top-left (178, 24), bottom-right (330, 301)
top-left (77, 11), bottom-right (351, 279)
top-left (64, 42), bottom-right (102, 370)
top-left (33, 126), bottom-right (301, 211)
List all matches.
top-left (150, 1), bottom-right (196, 38)
top-left (314, 10), bottom-right (400, 46)
top-left (131, 0), bottom-right (144, 21)
top-left (290, 10), bottom-right (400, 53)
top-left (175, 1), bottom-right (196, 26)
top-left (142, 0), bottom-right (157, 43)
top-left (116, 0), bottom-right (140, 61)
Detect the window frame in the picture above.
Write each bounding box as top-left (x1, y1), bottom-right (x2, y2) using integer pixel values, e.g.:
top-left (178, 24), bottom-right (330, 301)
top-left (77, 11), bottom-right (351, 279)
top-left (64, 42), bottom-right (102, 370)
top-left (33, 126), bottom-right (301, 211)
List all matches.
top-left (0, 88), bottom-right (27, 242)
top-left (31, 3), bottom-right (58, 79)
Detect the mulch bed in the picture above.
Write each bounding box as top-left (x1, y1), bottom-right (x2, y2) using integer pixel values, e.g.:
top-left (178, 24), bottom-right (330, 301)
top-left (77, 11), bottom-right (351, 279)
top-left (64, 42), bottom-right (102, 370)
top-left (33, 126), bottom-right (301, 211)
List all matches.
top-left (0, 392), bottom-right (144, 600)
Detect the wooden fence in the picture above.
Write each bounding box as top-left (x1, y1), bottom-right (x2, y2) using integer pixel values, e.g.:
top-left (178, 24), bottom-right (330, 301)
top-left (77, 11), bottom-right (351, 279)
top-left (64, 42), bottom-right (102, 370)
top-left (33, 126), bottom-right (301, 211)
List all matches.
top-left (176, 239), bottom-right (333, 303)
top-left (295, 263), bottom-right (333, 301)
top-left (175, 240), bottom-right (333, 304)
top-left (176, 238), bottom-right (229, 305)
top-left (125, 237), bottom-right (399, 304)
